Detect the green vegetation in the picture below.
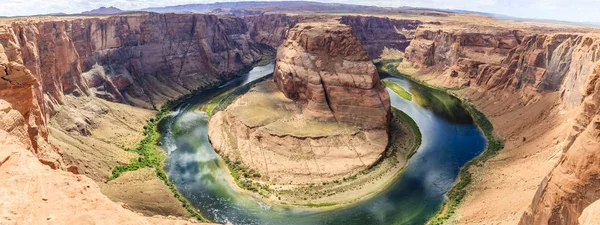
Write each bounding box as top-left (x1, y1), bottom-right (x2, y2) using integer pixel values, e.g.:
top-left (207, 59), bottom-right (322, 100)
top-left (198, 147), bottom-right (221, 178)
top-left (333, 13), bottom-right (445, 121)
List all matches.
top-left (383, 80), bottom-right (412, 101)
top-left (427, 100), bottom-right (504, 225)
top-left (381, 62), bottom-right (472, 124)
top-left (391, 107), bottom-right (422, 153)
top-left (383, 63), bottom-right (465, 92)
top-left (297, 202), bottom-right (338, 208)
top-left (106, 62), bottom-right (275, 222)
top-left (108, 106), bottom-right (170, 181)
top-left (222, 156), bottom-right (271, 196)
top-left (373, 58), bottom-right (504, 225)
top-left (107, 104), bottom-right (210, 222)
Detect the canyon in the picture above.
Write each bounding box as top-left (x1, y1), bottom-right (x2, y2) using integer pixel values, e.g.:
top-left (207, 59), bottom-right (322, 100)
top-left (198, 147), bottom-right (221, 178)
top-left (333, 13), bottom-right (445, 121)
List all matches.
top-left (206, 21), bottom-right (418, 206)
top-left (1, 4), bottom-right (600, 225)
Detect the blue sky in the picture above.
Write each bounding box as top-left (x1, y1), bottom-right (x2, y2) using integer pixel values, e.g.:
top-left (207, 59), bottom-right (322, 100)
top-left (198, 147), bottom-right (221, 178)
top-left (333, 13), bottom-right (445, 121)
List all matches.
top-left (2, 0), bottom-right (599, 23)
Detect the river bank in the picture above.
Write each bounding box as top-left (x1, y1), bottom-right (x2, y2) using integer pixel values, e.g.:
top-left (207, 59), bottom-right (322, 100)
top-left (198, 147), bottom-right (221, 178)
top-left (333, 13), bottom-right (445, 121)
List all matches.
top-left (203, 77), bottom-right (422, 208)
top-left (160, 61), bottom-right (488, 224)
top-left (377, 59), bottom-right (505, 225)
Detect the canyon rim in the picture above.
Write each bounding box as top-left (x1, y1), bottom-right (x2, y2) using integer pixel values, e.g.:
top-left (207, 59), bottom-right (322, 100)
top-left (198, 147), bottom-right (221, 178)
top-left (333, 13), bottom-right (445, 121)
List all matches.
top-left (0, 2), bottom-right (600, 225)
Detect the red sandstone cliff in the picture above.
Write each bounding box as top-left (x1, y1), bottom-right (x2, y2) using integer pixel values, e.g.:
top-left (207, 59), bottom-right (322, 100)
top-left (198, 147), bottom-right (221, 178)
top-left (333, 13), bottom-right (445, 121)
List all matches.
top-left (0, 13), bottom-right (265, 223)
top-left (273, 20), bottom-right (390, 129)
top-left (245, 14), bottom-right (423, 59)
top-left (0, 13), bottom-right (264, 165)
top-left (339, 16), bottom-right (421, 59)
top-left (402, 24), bottom-right (600, 224)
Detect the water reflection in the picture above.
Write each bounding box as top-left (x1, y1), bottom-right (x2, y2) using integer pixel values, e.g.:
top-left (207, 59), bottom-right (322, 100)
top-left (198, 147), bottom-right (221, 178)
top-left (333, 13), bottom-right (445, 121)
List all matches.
top-left (158, 63), bottom-right (487, 225)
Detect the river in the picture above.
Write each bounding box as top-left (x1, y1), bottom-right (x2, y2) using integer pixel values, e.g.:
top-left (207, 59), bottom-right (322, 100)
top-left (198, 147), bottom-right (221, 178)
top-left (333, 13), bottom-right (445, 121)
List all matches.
top-left (158, 63), bottom-right (487, 225)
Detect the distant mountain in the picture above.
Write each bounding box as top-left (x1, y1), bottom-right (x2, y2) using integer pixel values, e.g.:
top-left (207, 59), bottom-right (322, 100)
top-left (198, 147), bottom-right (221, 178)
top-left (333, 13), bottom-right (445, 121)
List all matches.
top-left (141, 1), bottom-right (385, 13)
top-left (82, 6), bottom-right (124, 15)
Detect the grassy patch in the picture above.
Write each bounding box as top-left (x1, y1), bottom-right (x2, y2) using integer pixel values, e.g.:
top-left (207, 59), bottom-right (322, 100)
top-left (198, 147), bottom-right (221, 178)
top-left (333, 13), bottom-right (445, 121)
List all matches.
top-left (105, 62), bottom-right (275, 222)
top-left (427, 101), bottom-right (504, 225)
top-left (391, 107), bottom-right (422, 151)
top-left (296, 202), bottom-right (338, 208)
top-left (107, 104), bottom-right (210, 222)
top-left (373, 59), bottom-right (504, 225)
top-left (222, 156), bottom-right (271, 196)
top-left (382, 63), bottom-right (465, 92)
top-left (383, 80), bottom-right (412, 101)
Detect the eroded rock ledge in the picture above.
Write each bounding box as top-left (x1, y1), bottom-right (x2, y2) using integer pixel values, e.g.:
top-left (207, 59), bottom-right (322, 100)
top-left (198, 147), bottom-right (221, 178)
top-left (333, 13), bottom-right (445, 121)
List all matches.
top-left (208, 20), bottom-right (391, 186)
top-left (273, 20), bottom-right (391, 130)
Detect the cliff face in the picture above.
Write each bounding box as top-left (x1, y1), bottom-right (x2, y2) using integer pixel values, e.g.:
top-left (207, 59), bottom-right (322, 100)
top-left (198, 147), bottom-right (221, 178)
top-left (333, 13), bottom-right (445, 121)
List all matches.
top-left (0, 130), bottom-right (198, 225)
top-left (245, 14), bottom-right (423, 59)
top-left (208, 81), bottom-right (389, 185)
top-left (402, 25), bottom-right (600, 225)
top-left (244, 14), bottom-right (300, 47)
top-left (340, 16), bottom-right (421, 59)
top-left (0, 13), bottom-right (263, 164)
top-left (209, 20), bottom-right (391, 186)
top-left (273, 21), bottom-right (390, 129)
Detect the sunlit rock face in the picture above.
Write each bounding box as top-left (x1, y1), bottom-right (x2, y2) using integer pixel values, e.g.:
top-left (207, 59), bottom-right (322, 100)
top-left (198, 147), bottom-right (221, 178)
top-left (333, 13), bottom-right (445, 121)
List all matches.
top-left (273, 20), bottom-right (390, 130)
top-left (208, 20), bottom-right (391, 185)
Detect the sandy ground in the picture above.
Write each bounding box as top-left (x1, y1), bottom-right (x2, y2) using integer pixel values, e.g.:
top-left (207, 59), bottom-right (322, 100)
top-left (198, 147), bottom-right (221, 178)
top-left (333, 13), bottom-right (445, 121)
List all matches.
top-left (448, 91), bottom-right (571, 224)
top-left (99, 168), bottom-right (189, 217)
top-left (48, 96), bottom-right (190, 218)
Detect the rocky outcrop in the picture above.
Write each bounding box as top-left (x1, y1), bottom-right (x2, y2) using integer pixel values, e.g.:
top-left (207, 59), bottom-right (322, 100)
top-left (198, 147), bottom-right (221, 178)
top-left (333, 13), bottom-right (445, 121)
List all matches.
top-left (245, 14), bottom-right (423, 59)
top-left (208, 81), bottom-right (388, 185)
top-left (273, 20), bottom-right (390, 129)
top-left (519, 61), bottom-right (600, 225)
top-left (402, 24), bottom-right (600, 225)
top-left (245, 14), bottom-right (299, 47)
top-left (209, 20), bottom-right (391, 186)
top-left (2, 12), bottom-right (263, 114)
top-left (340, 16), bottom-right (421, 59)
top-left (404, 28), bottom-right (526, 88)
top-left (0, 45), bottom-right (62, 168)
top-left (0, 130), bottom-right (203, 225)
top-left (0, 12), bottom-right (264, 165)
top-left (0, 12), bottom-right (266, 222)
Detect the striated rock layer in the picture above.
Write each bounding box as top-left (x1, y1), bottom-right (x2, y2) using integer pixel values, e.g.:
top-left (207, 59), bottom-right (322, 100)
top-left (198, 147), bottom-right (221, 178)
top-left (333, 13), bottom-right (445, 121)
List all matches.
top-left (339, 16), bottom-right (421, 59)
top-left (0, 12), bottom-right (264, 223)
top-left (209, 20), bottom-right (391, 185)
top-left (400, 23), bottom-right (600, 225)
top-left (273, 20), bottom-right (390, 129)
top-left (245, 14), bottom-right (423, 59)
top-left (0, 12), bottom-right (264, 166)
top-left (208, 81), bottom-right (388, 184)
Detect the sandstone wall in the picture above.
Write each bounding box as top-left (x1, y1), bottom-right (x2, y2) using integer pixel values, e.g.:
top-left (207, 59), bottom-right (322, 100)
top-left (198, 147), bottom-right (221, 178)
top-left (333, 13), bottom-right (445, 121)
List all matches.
top-left (245, 14), bottom-right (300, 47)
top-left (402, 25), bottom-right (600, 225)
top-left (0, 13), bottom-right (264, 164)
top-left (340, 16), bottom-right (421, 59)
top-left (245, 14), bottom-right (423, 59)
top-left (273, 21), bottom-right (390, 130)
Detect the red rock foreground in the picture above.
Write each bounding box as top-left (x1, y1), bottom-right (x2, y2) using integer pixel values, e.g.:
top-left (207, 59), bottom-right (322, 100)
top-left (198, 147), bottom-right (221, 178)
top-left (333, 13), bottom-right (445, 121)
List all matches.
top-left (0, 130), bottom-right (205, 225)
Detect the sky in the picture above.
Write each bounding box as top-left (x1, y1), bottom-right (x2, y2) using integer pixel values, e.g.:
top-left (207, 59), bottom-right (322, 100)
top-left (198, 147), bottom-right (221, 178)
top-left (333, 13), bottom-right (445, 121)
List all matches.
top-left (1, 0), bottom-right (599, 23)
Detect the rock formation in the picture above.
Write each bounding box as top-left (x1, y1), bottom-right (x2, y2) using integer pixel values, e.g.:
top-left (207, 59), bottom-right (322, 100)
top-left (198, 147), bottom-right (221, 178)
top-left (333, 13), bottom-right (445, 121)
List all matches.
top-left (208, 20), bottom-right (391, 185)
top-left (0, 129), bottom-right (201, 225)
top-left (400, 23), bottom-right (600, 225)
top-left (273, 21), bottom-right (391, 129)
top-left (0, 12), bottom-right (264, 166)
top-left (0, 12), bottom-right (264, 223)
top-left (245, 14), bottom-right (423, 59)
top-left (340, 16), bottom-right (421, 59)
top-left (245, 14), bottom-right (300, 47)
